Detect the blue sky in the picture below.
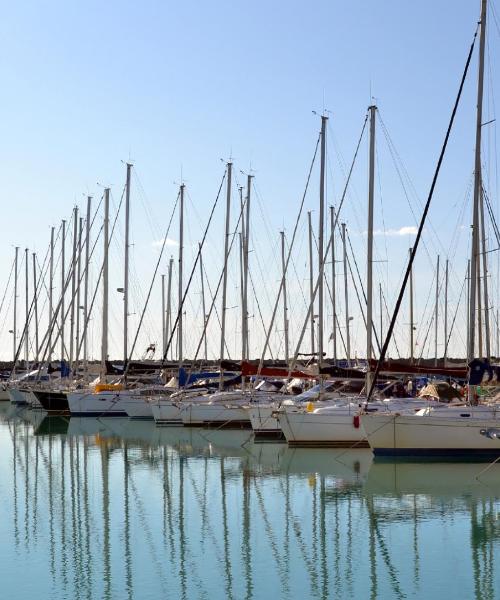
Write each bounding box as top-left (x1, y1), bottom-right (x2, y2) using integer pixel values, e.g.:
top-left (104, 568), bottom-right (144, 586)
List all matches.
top-left (0, 0), bottom-right (498, 361)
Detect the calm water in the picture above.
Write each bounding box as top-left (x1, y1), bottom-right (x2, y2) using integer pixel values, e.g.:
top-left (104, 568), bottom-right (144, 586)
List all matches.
top-left (1, 404), bottom-right (500, 599)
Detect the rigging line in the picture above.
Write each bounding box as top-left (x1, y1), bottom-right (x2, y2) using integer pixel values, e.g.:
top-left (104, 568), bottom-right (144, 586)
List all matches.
top-left (445, 264), bottom-right (468, 357)
top-left (11, 237), bottom-right (53, 371)
top-left (346, 230), bottom-right (382, 354)
top-left (264, 114), bottom-right (369, 373)
top-left (201, 258), bottom-right (224, 337)
top-left (381, 286), bottom-right (401, 358)
top-left (248, 268), bottom-right (275, 361)
top-left (377, 111), bottom-right (462, 285)
top-left (287, 226), bottom-right (309, 310)
top-left (0, 255), bottom-right (16, 324)
top-left (375, 139), bottom-right (389, 289)
top-left (311, 221), bottom-right (380, 355)
top-left (414, 268), bottom-right (436, 357)
top-left (367, 23), bottom-right (479, 401)
top-left (162, 171), bottom-right (227, 365)
top-left (284, 115), bottom-right (370, 379)
top-left (70, 188), bottom-right (125, 365)
top-left (187, 180), bottom-right (248, 375)
top-left (417, 288), bottom-right (436, 363)
top-left (483, 185), bottom-right (500, 245)
top-left (127, 188), bottom-right (181, 367)
top-left (258, 131), bottom-right (322, 369)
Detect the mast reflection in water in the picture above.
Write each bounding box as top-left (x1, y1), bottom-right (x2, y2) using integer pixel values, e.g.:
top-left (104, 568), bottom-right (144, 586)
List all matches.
top-left (1, 403), bottom-right (500, 599)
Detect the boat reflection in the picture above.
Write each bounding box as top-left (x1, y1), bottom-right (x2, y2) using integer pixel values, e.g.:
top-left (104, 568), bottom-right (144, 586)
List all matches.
top-left (2, 410), bottom-right (500, 599)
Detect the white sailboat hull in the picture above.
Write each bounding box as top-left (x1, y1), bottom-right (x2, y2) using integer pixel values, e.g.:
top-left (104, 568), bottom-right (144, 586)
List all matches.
top-left (279, 408), bottom-right (368, 448)
top-left (151, 400), bottom-right (182, 425)
top-left (361, 408), bottom-right (500, 457)
top-left (67, 390), bottom-right (128, 417)
top-left (180, 402), bottom-right (250, 427)
top-left (120, 396), bottom-right (154, 419)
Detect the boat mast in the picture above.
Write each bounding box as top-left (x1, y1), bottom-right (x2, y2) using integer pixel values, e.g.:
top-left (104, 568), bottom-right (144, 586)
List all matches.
top-left (166, 257), bottom-right (173, 361)
top-left (60, 218), bottom-right (66, 363)
top-left (124, 163), bottom-right (132, 365)
top-left (280, 231), bottom-right (289, 363)
top-left (243, 175), bottom-right (252, 362)
top-left (219, 162), bottom-right (232, 390)
top-left (161, 274), bottom-right (166, 357)
top-left (13, 246), bottom-right (18, 366)
top-left (342, 222), bottom-right (351, 366)
top-left (330, 206), bottom-right (337, 363)
top-left (239, 186), bottom-right (246, 369)
top-left (434, 255), bottom-right (440, 366)
top-left (308, 211), bottom-right (315, 356)
top-left (83, 196), bottom-right (91, 372)
top-left (178, 183), bottom-right (185, 366)
top-left (69, 206), bottom-right (78, 367)
top-left (366, 105), bottom-right (376, 389)
top-left (32, 252), bottom-right (39, 363)
top-left (468, 0), bottom-right (487, 364)
top-left (48, 228), bottom-right (54, 364)
top-left (466, 259), bottom-right (471, 363)
top-left (199, 243), bottom-right (208, 362)
top-left (318, 115), bottom-right (328, 368)
top-left (379, 282), bottom-right (383, 349)
top-left (101, 188), bottom-right (110, 379)
top-left (24, 247), bottom-right (29, 369)
top-left (409, 247), bottom-right (414, 364)
top-left (480, 189), bottom-right (491, 360)
top-left (444, 258), bottom-right (449, 366)
top-left (75, 217), bottom-right (83, 370)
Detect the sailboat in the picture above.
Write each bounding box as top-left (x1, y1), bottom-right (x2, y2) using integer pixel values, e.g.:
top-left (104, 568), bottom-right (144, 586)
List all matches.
top-left (361, 0), bottom-right (500, 458)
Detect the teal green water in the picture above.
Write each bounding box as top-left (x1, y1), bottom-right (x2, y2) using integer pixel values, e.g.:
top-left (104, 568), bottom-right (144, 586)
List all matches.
top-left (1, 404), bottom-right (500, 599)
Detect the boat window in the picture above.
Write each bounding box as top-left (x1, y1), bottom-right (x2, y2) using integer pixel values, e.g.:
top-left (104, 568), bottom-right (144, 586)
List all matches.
top-left (460, 413), bottom-right (471, 418)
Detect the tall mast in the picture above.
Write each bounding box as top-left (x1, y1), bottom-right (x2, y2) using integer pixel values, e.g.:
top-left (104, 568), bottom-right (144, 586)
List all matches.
top-left (409, 247), bottom-right (414, 364)
top-left (199, 243), bottom-right (208, 362)
top-left (48, 228), bottom-right (54, 364)
top-left (342, 223), bottom-right (351, 366)
top-left (243, 175), bottom-right (252, 361)
top-left (444, 258), bottom-right (449, 366)
top-left (318, 115), bottom-right (328, 367)
top-left (75, 217), bottom-right (83, 369)
top-left (330, 206), bottom-right (337, 363)
top-left (468, 0), bottom-right (487, 362)
top-left (480, 189), bottom-right (491, 360)
top-left (434, 255), bottom-right (440, 366)
top-left (239, 232), bottom-right (245, 363)
top-left (101, 188), bottom-right (110, 378)
top-left (32, 253), bottom-right (39, 363)
top-left (124, 163), bottom-right (132, 365)
top-left (69, 207), bottom-right (78, 367)
top-left (219, 162), bottom-right (232, 390)
top-left (178, 184), bottom-right (185, 366)
top-left (366, 105), bottom-right (376, 387)
top-left (280, 231), bottom-right (289, 363)
top-left (308, 211), bottom-right (315, 356)
top-left (166, 257), bottom-right (173, 361)
top-left (239, 186), bottom-right (246, 366)
top-left (24, 247), bottom-right (29, 368)
top-left (83, 197), bottom-right (91, 371)
top-left (466, 259), bottom-right (471, 363)
top-left (13, 246), bottom-right (19, 365)
top-left (379, 283), bottom-right (383, 349)
top-left (161, 274), bottom-right (166, 357)
top-left (60, 219), bottom-right (66, 363)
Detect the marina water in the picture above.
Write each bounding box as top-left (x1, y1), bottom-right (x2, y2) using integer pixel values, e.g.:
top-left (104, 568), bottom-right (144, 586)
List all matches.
top-left (1, 403), bottom-right (500, 599)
